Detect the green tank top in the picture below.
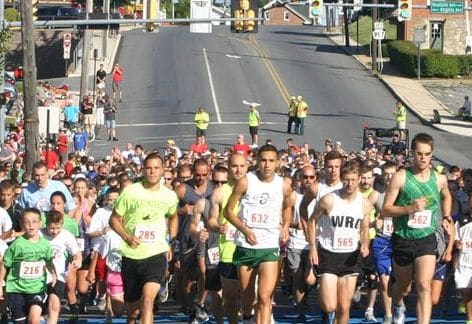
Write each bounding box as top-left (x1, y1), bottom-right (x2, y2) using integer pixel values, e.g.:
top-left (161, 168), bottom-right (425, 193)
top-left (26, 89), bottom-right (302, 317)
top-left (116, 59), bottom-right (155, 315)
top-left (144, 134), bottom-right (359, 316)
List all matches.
top-left (393, 168), bottom-right (441, 239)
top-left (218, 183), bottom-right (238, 262)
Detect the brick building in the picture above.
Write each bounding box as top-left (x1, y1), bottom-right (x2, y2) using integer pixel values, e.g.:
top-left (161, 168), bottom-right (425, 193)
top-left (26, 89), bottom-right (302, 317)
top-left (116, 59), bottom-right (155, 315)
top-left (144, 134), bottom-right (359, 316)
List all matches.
top-left (398, 0), bottom-right (469, 55)
top-left (262, 1), bottom-right (311, 25)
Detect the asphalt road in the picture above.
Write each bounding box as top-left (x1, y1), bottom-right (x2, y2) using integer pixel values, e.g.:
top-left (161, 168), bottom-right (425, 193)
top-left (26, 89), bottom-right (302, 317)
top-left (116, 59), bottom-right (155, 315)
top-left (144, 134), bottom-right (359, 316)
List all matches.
top-left (84, 25), bottom-right (472, 167)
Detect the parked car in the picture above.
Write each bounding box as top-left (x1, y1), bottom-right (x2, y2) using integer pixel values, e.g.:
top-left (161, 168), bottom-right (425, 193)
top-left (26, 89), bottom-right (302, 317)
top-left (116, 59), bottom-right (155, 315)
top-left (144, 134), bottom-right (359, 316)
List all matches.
top-left (36, 6), bottom-right (81, 21)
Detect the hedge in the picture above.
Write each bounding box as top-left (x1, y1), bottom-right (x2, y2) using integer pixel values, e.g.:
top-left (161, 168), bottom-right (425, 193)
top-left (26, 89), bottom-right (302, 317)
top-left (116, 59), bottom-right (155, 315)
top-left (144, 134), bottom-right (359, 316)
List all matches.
top-left (386, 40), bottom-right (471, 78)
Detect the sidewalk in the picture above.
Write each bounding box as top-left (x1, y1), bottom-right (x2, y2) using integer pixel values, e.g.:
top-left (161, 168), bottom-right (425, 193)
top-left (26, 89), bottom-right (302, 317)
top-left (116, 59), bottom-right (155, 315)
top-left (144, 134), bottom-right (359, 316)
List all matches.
top-left (329, 34), bottom-right (472, 137)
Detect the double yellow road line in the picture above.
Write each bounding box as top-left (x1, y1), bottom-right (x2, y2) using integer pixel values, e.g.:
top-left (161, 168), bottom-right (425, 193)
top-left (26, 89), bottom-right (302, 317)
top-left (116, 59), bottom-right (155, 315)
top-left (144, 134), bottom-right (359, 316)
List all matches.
top-left (248, 34), bottom-right (290, 106)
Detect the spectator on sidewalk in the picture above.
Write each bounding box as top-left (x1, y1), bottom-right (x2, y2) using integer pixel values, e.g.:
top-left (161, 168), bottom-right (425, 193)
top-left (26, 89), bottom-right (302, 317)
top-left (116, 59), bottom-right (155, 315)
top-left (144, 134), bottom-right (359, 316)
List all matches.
top-left (96, 64), bottom-right (107, 96)
top-left (81, 95), bottom-right (95, 135)
top-left (459, 95), bottom-right (471, 117)
top-left (104, 95), bottom-right (118, 141)
top-left (112, 63), bottom-right (123, 102)
top-left (96, 93), bottom-right (106, 130)
top-left (165, 140), bottom-right (182, 159)
top-left (42, 143), bottom-right (59, 173)
top-left (189, 136), bottom-right (208, 157)
top-left (73, 127), bottom-right (88, 155)
top-left (63, 99), bottom-right (80, 129)
top-left (57, 128), bottom-right (69, 165)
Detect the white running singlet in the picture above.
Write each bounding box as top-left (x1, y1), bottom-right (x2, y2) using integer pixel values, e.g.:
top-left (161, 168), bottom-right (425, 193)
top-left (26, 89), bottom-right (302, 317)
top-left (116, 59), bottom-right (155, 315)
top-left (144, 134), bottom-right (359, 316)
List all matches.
top-left (236, 171), bottom-right (283, 249)
top-left (317, 190), bottom-right (364, 253)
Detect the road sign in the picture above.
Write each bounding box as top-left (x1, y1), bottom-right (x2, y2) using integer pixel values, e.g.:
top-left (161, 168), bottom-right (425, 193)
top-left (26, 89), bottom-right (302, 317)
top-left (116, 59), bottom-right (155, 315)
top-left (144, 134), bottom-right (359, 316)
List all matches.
top-left (413, 28), bottom-right (425, 44)
top-left (374, 21), bottom-right (384, 30)
top-left (63, 33), bottom-right (72, 59)
top-left (431, 1), bottom-right (464, 14)
top-left (372, 30), bottom-right (385, 40)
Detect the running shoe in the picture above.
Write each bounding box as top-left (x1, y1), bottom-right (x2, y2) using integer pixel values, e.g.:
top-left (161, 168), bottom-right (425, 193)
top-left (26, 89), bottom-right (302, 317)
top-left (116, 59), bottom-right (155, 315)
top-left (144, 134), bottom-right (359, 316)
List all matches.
top-left (392, 304), bottom-right (406, 324)
top-left (364, 307), bottom-right (376, 322)
top-left (158, 275), bottom-right (173, 303)
top-left (97, 298), bottom-right (106, 311)
top-left (195, 304), bottom-right (209, 322)
top-left (383, 315), bottom-right (393, 324)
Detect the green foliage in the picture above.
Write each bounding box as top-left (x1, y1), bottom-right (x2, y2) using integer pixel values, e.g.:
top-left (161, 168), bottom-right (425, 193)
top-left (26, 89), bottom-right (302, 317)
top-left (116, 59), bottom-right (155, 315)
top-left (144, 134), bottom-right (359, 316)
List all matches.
top-left (457, 55), bottom-right (472, 76)
top-left (421, 53), bottom-right (459, 78)
top-left (348, 16), bottom-right (397, 46)
top-left (387, 40), bottom-right (468, 78)
top-left (386, 40), bottom-right (417, 76)
top-left (4, 8), bottom-right (20, 22)
top-left (174, 0), bottom-right (191, 18)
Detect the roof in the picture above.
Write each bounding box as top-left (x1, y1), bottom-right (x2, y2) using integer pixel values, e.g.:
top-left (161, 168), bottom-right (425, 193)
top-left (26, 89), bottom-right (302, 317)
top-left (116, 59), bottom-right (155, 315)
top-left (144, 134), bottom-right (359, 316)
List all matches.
top-left (286, 3), bottom-right (311, 23)
top-left (262, 0), bottom-right (311, 24)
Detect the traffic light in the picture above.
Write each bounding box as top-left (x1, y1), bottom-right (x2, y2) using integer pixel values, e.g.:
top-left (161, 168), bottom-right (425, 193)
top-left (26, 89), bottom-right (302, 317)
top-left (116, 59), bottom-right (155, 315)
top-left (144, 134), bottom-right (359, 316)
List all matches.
top-left (397, 0), bottom-right (412, 21)
top-left (310, 0), bottom-right (323, 17)
top-left (231, 0), bottom-right (258, 33)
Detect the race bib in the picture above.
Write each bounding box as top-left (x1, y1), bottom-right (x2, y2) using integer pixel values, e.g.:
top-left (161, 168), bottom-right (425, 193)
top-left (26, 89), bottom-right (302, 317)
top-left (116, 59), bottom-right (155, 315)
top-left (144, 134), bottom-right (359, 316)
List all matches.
top-left (463, 240), bottom-right (472, 253)
top-left (333, 228), bottom-right (357, 251)
top-left (407, 210), bottom-right (432, 229)
top-left (225, 228), bottom-right (237, 241)
top-left (135, 224), bottom-right (158, 243)
top-left (19, 261), bottom-right (44, 279)
top-left (207, 247), bottom-right (220, 265)
top-left (382, 217), bottom-right (394, 236)
top-left (246, 213), bottom-right (269, 228)
top-left (76, 238), bottom-right (85, 252)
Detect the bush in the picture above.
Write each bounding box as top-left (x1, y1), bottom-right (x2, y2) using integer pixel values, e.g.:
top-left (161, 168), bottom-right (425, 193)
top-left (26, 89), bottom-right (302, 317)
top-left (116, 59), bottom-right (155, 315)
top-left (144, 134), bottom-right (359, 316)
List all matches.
top-left (458, 55), bottom-right (472, 76)
top-left (421, 53), bottom-right (459, 78)
top-left (386, 40), bottom-right (418, 76)
top-left (4, 8), bottom-right (19, 22)
top-left (387, 40), bottom-right (466, 78)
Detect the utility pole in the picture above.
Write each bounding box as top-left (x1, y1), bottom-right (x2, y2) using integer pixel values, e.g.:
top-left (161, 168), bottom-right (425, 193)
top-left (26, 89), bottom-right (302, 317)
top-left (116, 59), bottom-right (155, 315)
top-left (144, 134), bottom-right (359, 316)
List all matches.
top-left (79, 0), bottom-right (94, 101)
top-left (371, 0), bottom-right (378, 72)
top-left (21, 0), bottom-right (40, 171)
top-left (343, 5), bottom-right (349, 47)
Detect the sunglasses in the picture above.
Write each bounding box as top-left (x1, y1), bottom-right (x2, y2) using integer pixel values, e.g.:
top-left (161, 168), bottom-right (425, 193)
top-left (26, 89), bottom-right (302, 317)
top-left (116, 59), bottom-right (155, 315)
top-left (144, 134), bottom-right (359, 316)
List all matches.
top-left (212, 180), bottom-right (228, 185)
top-left (165, 177), bottom-right (172, 181)
top-left (303, 175), bottom-right (315, 180)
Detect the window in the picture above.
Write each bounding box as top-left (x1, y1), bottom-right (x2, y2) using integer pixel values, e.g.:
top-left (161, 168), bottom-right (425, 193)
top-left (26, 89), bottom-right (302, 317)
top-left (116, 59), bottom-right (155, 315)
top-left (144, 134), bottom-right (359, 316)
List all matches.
top-left (264, 11), bottom-right (270, 20)
top-left (284, 11), bottom-right (290, 21)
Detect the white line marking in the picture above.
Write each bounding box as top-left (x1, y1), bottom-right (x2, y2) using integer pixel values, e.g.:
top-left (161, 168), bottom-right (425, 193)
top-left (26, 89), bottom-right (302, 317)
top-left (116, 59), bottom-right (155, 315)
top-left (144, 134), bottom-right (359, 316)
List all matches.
top-left (226, 54), bottom-right (242, 59)
top-left (116, 121), bottom-right (281, 127)
top-left (203, 48), bottom-right (222, 123)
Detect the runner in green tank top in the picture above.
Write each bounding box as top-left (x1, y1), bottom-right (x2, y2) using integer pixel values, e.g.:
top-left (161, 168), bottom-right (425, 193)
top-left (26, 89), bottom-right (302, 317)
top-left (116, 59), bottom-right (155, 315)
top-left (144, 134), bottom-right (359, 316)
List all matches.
top-left (392, 168), bottom-right (441, 239)
top-left (207, 153), bottom-right (248, 324)
top-left (382, 133), bottom-right (451, 324)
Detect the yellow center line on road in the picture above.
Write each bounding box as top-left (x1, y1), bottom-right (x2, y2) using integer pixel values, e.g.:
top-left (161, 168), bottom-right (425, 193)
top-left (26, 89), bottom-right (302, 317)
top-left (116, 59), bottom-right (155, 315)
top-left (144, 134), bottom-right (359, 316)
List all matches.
top-left (248, 34), bottom-right (290, 106)
top-left (230, 34), bottom-right (291, 106)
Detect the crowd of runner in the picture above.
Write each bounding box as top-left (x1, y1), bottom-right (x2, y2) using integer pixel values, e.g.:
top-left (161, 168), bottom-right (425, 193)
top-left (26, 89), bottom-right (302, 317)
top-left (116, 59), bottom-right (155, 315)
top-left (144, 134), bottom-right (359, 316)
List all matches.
top-left (0, 120), bottom-right (470, 324)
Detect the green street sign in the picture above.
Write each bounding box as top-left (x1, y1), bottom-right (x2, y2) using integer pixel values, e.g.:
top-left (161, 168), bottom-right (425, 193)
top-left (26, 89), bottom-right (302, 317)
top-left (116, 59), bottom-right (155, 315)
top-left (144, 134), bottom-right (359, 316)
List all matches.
top-left (431, 1), bottom-right (464, 14)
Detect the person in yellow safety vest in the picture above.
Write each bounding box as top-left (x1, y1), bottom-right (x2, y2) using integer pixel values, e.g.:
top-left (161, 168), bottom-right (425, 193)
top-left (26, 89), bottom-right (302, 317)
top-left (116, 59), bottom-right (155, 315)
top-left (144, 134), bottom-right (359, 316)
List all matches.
top-left (287, 96), bottom-right (298, 134)
top-left (394, 101), bottom-right (407, 140)
top-left (295, 96), bottom-right (308, 136)
top-left (394, 101), bottom-right (406, 129)
top-left (248, 105), bottom-right (260, 148)
top-left (194, 106), bottom-right (210, 142)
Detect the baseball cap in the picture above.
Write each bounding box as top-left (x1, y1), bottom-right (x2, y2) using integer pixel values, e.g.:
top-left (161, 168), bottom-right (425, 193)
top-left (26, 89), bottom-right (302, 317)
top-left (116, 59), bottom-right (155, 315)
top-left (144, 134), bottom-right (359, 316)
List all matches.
top-left (290, 96), bottom-right (296, 100)
top-left (167, 139), bottom-right (175, 145)
top-left (297, 95), bottom-right (302, 100)
top-left (335, 141), bottom-right (342, 146)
